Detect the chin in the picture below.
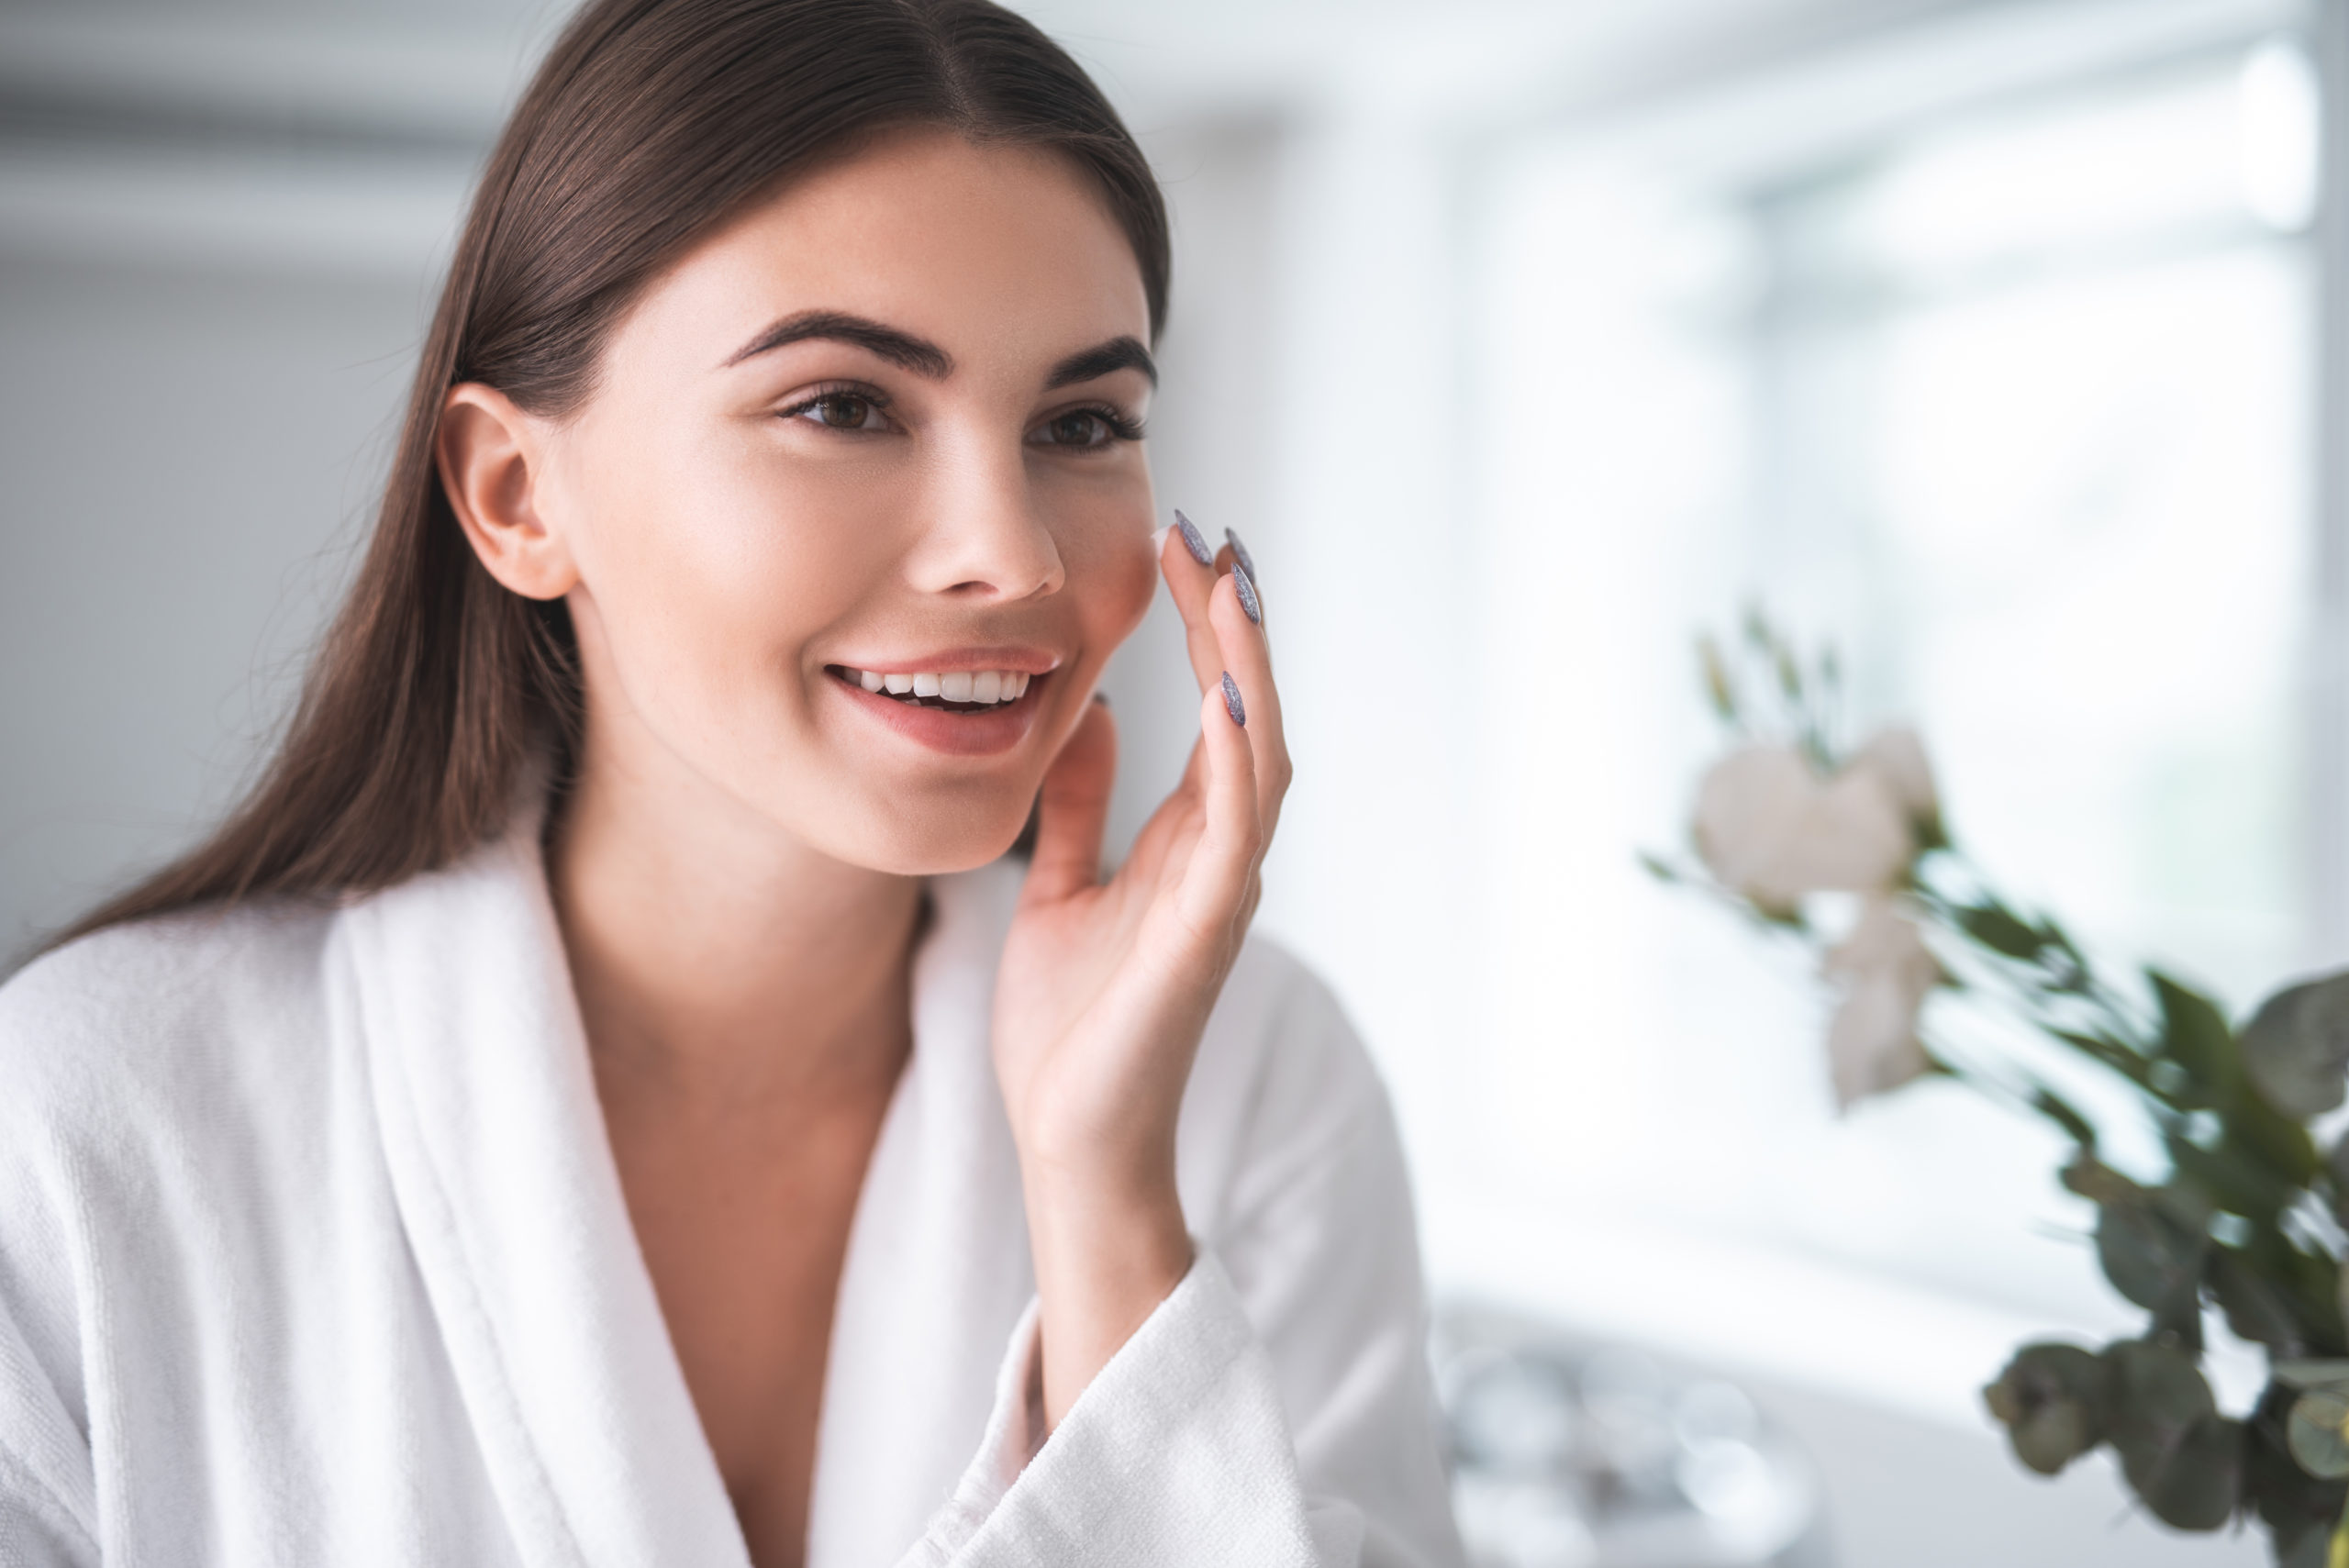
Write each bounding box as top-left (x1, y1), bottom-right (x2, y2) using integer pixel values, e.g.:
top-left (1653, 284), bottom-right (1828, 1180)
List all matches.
top-left (826, 797), bottom-right (1034, 878)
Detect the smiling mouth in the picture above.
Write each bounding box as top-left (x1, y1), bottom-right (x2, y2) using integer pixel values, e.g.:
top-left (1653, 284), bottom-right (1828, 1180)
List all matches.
top-left (829, 664), bottom-right (1038, 712)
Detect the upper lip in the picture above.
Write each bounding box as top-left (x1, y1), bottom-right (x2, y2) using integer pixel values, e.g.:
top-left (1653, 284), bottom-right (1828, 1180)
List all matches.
top-left (827, 647), bottom-right (1063, 676)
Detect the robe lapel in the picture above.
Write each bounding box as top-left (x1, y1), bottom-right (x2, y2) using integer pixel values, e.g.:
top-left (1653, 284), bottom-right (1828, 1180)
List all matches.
top-left (342, 814), bottom-right (751, 1568)
top-left (806, 860), bottom-right (1038, 1568)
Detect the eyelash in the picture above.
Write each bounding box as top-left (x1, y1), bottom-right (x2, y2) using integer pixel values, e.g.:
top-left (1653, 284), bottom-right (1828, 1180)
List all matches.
top-left (777, 382), bottom-right (896, 432)
top-left (1039, 403), bottom-right (1148, 448)
top-left (774, 385), bottom-right (1145, 448)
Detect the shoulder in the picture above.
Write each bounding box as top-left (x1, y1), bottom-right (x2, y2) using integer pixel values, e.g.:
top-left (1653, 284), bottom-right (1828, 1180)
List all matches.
top-left (1202, 933), bottom-right (1384, 1112)
top-left (0, 900), bottom-right (338, 1146)
top-left (1180, 933), bottom-right (1400, 1223)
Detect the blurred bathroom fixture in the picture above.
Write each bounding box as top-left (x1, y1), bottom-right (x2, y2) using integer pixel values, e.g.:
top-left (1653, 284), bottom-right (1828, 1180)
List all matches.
top-left (1435, 1305), bottom-right (1827, 1568)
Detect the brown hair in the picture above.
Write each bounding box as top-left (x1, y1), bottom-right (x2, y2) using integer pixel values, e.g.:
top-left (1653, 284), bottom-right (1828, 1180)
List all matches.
top-left (55, 0), bottom-right (1167, 949)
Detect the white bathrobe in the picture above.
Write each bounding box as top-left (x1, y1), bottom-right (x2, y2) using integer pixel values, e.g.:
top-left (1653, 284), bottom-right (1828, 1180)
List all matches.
top-left (0, 802), bottom-right (1465, 1568)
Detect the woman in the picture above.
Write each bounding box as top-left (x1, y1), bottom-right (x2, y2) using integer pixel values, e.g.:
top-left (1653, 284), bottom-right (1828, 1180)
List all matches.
top-left (0, 2), bottom-right (1463, 1564)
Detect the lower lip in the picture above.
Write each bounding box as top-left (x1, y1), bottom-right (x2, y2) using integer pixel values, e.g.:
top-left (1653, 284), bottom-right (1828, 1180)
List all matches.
top-left (829, 671), bottom-right (1045, 757)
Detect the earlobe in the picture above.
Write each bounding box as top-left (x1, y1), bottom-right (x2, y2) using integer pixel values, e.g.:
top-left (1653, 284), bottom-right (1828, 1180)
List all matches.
top-left (438, 383), bottom-right (577, 602)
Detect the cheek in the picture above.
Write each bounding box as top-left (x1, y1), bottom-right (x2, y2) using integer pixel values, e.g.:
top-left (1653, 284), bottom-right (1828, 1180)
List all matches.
top-left (1064, 507), bottom-right (1160, 650)
top-left (565, 427), bottom-right (890, 721)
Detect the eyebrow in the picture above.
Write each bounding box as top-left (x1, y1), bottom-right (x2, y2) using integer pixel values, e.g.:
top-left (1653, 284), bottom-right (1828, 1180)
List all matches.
top-left (723, 310), bottom-right (953, 377)
top-left (1047, 336), bottom-right (1157, 390)
top-left (721, 311), bottom-right (1157, 392)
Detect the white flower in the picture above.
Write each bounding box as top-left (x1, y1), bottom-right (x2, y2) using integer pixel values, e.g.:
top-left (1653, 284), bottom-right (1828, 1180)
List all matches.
top-left (1820, 898), bottom-right (1942, 1109)
top-left (1850, 726), bottom-right (1940, 840)
top-left (1692, 743), bottom-right (1913, 908)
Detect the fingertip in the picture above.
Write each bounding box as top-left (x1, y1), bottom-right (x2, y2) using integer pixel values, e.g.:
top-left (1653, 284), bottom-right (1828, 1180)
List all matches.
top-left (1172, 509), bottom-right (1216, 569)
top-left (1230, 562), bottom-right (1261, 627)
top-left (1206, 569), bottom-right (1259, 640)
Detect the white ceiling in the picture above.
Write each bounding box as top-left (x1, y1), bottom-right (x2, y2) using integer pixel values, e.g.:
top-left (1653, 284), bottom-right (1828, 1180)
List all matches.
top-left (0, 0), bottom-right (1995, 144)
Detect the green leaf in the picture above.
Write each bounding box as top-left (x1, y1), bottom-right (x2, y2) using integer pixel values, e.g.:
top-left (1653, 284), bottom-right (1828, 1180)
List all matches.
top-left (2103, 1340), bottom-right (2239, 1530)
top-left (1983, 1342), bottom-right (2108, 1476)
top-left (2062, 1156), bottom-right (2142, 1207)
top-left (2154, 971), bottom-right (2236, 1090)
top-left (1698, 636), bottom-right (1737, 723)
top-left (2213, 1248), bottom-right (2312, 1356)
top-left (2330, 1135), bottom-right (2349, 1232)
top-left (2241, 1379), bottom-right (2349, 1558)
top-left (2031, 1087), bottom-right (2098, 1151)
top-left (2168, 1134), bottom-right (2296, 1226)
top-left (2051, 1029), bottom-right (2157, 1093)
top-left (2277, 1362), bottom-right (2349, 1393)
top-left (2289, 1388), bottom-right (2349, 1479)
top-left (2141, 1417), bottom-right (2245, 1530)
top-left (2243, 973), bottom-right (2349, 1122)
top-left (2146, 969), bottom-right (2322, 1190)
top-left (2224, 1093), bottom-right (2322, 1189)
top-left (1955, 903), bottom-right (2045, 961)
top-left (2097, 1197), bottom-right (2207, 1317)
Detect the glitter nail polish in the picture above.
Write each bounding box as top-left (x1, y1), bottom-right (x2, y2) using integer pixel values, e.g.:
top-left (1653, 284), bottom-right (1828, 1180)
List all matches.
top-left (1173, 509), bottom-right (1214, 567)
top-left (1224, 528), bottom-right (1257, 584)
top-left (1220, 671), bottom-right (1246, 728)
top-left (1231, 563), bottom-right (1261, 627)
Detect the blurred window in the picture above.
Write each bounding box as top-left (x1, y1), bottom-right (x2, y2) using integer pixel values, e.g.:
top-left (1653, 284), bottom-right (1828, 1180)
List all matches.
top-left (1749, 41), bottom-right (2316, 1004)
top-left (1469, 29), bottom-right (2321, 1330)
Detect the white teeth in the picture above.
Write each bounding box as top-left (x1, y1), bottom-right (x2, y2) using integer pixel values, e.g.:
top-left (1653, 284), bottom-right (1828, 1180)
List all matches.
top-left (851, 668), bottom-right (1038, 706)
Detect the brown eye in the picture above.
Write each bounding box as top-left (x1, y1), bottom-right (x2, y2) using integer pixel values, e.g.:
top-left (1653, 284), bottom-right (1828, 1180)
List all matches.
top-left (1043, 412), bottom-right (1107, 447)
top-left (814, 393), bottom-right (875, 428)
top-left (785, 389), bottom-right (889, 432)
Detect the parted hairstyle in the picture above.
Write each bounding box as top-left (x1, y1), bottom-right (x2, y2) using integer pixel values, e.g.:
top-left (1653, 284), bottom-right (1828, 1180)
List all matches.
top-left (55, 0), bottom-right (1169, 949)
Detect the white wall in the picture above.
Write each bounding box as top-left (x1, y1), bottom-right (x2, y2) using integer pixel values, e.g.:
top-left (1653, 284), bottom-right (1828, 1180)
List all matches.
top-left (0, 4), bottom-right (2306, 1562)
top-left (0, 255), bottom-right (431, 959)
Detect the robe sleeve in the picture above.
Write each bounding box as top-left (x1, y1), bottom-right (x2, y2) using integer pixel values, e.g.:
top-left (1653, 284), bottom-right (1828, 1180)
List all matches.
top-left (0, 1208), bottom-right (99, 1568)
top-left (896, 977), bottom-right (1466, 1568)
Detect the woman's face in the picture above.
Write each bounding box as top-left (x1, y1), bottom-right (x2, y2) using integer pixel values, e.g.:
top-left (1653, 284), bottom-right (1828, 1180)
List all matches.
top-left (518, 130), bottom-right (1159, 874)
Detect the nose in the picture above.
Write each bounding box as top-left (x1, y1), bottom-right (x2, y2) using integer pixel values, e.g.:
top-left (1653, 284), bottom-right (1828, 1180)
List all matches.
top-left (902, 429), bottom-right (1064, 603)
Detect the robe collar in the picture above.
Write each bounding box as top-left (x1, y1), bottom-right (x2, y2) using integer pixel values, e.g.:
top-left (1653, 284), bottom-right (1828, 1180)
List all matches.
top-left (339, 795), bottom-right (1033, 1568)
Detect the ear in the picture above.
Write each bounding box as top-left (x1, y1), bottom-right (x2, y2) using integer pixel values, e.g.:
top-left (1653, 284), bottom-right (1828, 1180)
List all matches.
top-left (437, 383), bottom-right (576, 601)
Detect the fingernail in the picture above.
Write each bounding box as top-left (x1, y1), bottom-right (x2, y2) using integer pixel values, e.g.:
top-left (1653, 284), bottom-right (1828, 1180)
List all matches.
top-left (1224, 528), bottom-right (1257, 584)
top-left (1220, 671), bottom-right (1246, 728)
top-left (1173, 509), bottom-right (1214, 567)
top-left (1231, 562), bottom-right (1261, 627)
top-left (1092, 690), bottom-right (1110, 707)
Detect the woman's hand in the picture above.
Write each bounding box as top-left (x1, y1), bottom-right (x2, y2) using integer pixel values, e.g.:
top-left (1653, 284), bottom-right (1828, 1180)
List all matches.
top-left (991, 519), bottom-right (1287, 1428)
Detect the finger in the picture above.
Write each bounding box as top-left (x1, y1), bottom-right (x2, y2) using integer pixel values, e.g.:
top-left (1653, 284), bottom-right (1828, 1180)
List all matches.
top-left (1024, 697), bottom-right (1117, 904)
top-left (1161, 511), bottom-right (1224, 695)
top-left (1206, 568), bottom-right (1291, 842)
top-left (1174, 670), bottom-right (1262, 940)
top-left (1210, 542), bottom-right (1265, 635)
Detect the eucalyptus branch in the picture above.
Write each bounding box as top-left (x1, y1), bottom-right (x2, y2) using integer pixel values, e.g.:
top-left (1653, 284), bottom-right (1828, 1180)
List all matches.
top-left (1662, 613), bottom-right (2349, 1560)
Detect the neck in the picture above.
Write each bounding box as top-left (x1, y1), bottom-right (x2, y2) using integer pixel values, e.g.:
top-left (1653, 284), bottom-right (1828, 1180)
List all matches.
top-left (549, 742), bottom-right (924, 1115)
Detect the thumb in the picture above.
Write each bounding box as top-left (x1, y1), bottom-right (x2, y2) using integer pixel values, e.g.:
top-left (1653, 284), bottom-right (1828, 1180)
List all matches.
top-left (1024, 697), bottom-right (1118, 903)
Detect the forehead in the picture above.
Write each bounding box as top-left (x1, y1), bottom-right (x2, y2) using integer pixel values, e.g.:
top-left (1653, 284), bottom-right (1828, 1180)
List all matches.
top-left (618, 129), bottom-right (1151, 375)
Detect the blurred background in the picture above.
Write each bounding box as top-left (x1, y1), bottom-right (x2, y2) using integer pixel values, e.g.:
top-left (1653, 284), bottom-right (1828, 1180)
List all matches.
top-left (0, 0), bottom-right (2337, 1561)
